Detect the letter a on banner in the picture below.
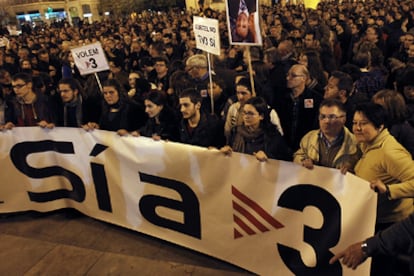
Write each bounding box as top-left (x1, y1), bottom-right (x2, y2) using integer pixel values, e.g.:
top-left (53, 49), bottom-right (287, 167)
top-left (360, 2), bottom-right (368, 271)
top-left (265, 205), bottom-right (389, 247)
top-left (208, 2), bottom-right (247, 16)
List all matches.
top-left (71, 42), bottom-right (110, 76)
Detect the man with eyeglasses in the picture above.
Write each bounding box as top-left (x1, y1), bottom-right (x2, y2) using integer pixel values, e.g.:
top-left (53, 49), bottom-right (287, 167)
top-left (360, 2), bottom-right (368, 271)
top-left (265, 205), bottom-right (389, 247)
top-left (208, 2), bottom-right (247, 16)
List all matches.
top-left (294, 99), bottom-right (361, 173)
top-left (1, 72), bottom-right (54, 130)
top-left (148, 57), bottom-right (170, 93)
top-left (273, 64), bottom-right (323, 151)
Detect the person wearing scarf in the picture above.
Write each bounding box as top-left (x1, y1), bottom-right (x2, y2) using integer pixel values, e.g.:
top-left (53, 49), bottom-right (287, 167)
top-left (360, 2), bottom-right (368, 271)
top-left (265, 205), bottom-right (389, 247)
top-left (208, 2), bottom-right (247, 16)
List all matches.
top-left (56, 78), bottom-right (85, 127)
top-left (221, 97), bottom-right (291, 162)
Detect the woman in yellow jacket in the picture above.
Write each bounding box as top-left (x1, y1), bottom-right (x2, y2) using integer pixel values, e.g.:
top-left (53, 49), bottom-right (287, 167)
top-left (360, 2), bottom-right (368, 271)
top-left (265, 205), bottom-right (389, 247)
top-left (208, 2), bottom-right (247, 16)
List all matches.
top-left (353, 102), bottom-right (414, 276)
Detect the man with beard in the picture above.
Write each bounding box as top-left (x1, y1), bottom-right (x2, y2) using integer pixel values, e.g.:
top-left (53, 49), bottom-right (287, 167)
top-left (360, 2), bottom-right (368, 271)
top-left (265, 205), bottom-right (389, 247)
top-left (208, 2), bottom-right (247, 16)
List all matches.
top-left (55, 78), bottom-right (90, 127)
top-left (178, 88), bottom-right (224, 148)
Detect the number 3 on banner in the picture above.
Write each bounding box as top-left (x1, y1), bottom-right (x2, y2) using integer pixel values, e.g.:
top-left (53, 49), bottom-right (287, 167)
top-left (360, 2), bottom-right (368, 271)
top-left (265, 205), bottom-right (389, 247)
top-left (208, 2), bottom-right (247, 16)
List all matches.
top-left (277, 184), bottom-right (342, 275)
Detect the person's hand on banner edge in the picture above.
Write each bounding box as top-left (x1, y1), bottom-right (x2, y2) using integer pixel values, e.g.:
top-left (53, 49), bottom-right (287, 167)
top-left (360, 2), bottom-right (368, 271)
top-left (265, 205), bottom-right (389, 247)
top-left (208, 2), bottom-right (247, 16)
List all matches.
top-left (130, 130), bottom-right (140, 137)
top-left (2, 122), bottom-right (15, 130)
top-left (254, 150), bottom-right (268, 162)
top-left (339, 163), bottom-right (351, 175)
top-left (117, 129), bottom-right (128, 136)
top-left (152, 134), bottom-right (161, 141)
top-left (220, 145), bottom-right (232, 156)
top-left (82, 122), bottom-right (99, 131)
top-left (38, 120), bottom-right (55, 129)
top-left (329, 241), bottom-right (368, 269)
top-left (301, 158), bottom-right (314, 169)
top-left (370, 179), bottom-right (387, 194)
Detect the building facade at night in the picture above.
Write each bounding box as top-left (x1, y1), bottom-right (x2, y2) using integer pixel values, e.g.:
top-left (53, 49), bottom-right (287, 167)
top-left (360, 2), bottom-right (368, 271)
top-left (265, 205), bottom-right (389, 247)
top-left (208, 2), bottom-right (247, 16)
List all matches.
top-left (0, 0), bottom-right (102, 25)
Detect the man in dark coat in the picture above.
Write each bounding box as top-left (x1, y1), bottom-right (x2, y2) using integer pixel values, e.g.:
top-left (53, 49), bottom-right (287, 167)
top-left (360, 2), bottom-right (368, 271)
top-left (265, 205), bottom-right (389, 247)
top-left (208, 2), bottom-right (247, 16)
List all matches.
top-left (178, 88), bottom-right (224, 148)
top-left (273, 64), bottom-right (323, 151)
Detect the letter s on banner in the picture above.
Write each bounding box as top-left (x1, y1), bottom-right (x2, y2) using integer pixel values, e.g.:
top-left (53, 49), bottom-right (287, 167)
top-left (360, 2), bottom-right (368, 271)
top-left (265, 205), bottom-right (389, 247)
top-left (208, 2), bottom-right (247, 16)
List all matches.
top-left (277, 184), bottom-right (342, 275)
top-left (10, 140), bottom-right (86, 203)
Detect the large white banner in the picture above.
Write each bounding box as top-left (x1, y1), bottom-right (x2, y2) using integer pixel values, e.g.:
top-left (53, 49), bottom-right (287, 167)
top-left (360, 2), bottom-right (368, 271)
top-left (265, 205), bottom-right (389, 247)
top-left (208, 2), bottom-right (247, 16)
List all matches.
top-left (0, 127), bottom-right (377, 276)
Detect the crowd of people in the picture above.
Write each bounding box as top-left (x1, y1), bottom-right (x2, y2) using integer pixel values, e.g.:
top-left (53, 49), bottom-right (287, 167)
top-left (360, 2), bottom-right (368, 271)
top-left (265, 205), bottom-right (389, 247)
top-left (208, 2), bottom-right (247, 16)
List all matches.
top-left (1, 0), bottom-right (414, 274)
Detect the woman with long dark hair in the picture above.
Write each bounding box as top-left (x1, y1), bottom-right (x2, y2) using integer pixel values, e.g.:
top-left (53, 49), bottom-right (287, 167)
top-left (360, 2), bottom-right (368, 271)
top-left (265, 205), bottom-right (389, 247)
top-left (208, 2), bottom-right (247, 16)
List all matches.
top-left (131, 91), bottom-right (180, 141)
top-left (297, 49), bottom-right (328, 95)
top-left (83, 79), bottom-right (147, 135)
top-left (221, 97), bottom-right (291, 161)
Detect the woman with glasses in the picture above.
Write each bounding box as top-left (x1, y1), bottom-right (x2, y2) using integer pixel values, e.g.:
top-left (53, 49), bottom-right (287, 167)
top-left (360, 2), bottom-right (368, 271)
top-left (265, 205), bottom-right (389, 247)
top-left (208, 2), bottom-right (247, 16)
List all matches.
top-left (224, 77), bottom-right (283, 143)
top-left (352, 102), bottom-right (414, 276)
top-left (220, 97), bottom-right (291, 162)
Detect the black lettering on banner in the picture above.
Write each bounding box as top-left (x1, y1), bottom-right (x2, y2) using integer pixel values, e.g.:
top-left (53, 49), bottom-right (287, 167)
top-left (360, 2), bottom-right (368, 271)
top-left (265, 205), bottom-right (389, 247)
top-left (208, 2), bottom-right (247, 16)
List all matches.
top-left (138, 172), bottom-right (201, 239)
top-left (89, 58), bottom-right (98, 68)
top-left (209, 38), bottom-right (215, 47)
top-left (90, 144), bottom-right (112, 212)
top-left (197, 35), bottom-right (209, 46)
top-left (277, 184), bottom-right (342, 275)
top-left (10, 140), bottom-right (85, 203)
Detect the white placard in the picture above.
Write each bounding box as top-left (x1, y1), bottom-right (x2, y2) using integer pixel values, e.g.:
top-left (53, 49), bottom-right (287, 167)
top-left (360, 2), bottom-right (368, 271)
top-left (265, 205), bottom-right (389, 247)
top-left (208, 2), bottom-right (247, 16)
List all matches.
top-left (70, 42), bottom-right (110, 75)
top-left (193, 16), bottom-right (221, 56)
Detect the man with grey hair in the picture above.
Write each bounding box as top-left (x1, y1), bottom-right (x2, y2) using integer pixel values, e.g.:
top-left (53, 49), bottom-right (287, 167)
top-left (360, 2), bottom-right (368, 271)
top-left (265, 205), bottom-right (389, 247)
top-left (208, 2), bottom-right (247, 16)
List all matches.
top-left (186, 54), bottom-right (212, 114)
top-left (186, 54), bottom-right (209, 83)
top-left (274, 64), bottom-right (323, 150)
